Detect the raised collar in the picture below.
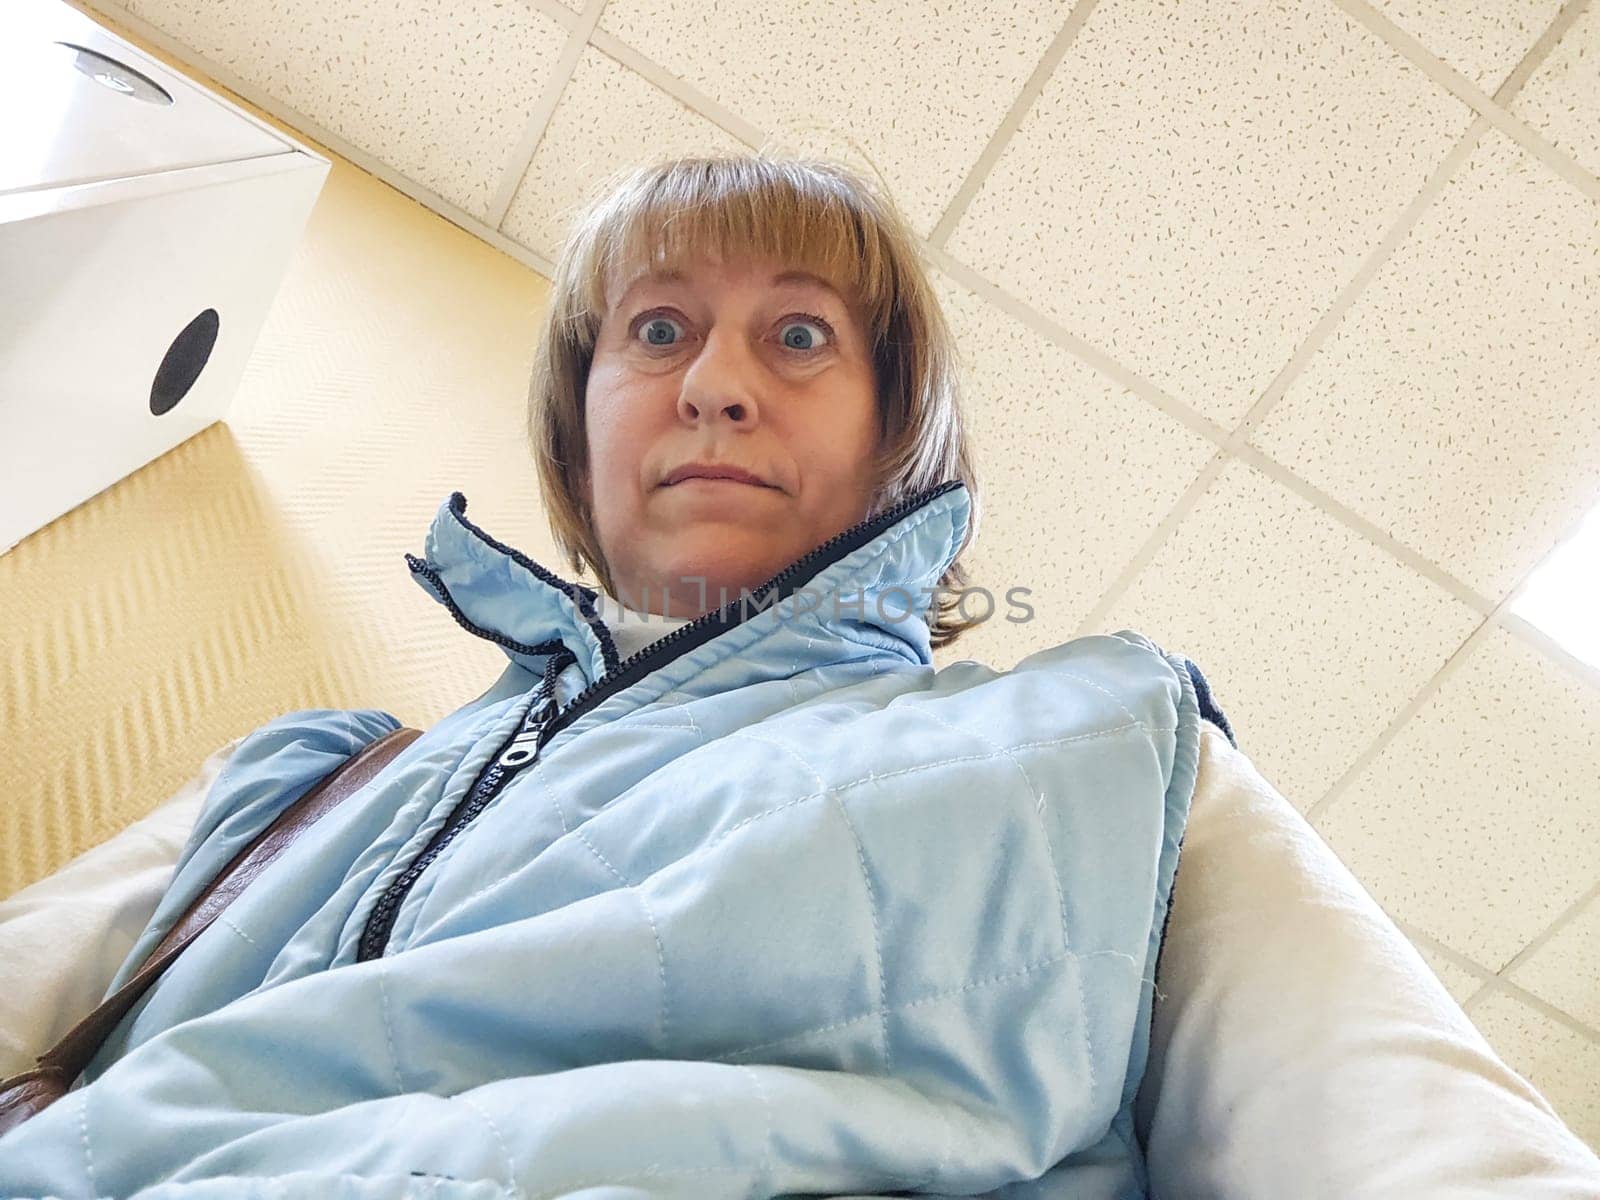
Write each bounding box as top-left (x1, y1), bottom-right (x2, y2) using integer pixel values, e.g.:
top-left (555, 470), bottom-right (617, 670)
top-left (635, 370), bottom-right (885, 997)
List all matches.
top-left (406, 480), bottom-right (971, 689)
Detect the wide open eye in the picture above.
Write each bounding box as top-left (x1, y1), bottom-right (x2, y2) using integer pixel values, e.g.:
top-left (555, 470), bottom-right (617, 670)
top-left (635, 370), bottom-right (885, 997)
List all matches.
top-left (636, 315), bottom-right (685, 347)
top-left (779, 314), bottom-right (834, 352)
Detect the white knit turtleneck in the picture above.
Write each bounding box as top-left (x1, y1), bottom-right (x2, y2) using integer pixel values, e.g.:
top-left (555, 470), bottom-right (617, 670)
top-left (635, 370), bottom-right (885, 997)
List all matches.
top-left (596, 591), bottom-right (694, 660)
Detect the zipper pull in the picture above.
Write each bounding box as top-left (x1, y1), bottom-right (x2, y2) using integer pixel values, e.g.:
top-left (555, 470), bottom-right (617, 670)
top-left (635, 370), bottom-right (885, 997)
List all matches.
top-left (497, 655), bottom-right (570, 769)
top-left (497, 700), bottom-right (555, 769)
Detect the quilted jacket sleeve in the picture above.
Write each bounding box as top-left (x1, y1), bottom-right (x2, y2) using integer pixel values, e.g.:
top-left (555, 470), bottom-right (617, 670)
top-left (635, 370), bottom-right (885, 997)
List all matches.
top-left (97, 707), bottom-right (406, 1001)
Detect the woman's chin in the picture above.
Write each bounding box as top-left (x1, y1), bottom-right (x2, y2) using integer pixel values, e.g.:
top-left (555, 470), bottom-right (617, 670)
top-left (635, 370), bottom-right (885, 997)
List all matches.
top-left (646, 541), bottom-right (791, 604)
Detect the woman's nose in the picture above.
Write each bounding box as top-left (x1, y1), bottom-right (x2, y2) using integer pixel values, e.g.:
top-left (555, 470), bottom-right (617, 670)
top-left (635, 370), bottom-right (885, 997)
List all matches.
top-left (677, 331), bottom-right (762, 426)
top-left (678, 392), bottom-right (751, 424)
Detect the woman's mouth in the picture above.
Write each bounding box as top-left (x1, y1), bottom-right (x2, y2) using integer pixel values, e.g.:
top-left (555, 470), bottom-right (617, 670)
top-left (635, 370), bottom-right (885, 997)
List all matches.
top-left (661, 463), bottom-right (777, 489)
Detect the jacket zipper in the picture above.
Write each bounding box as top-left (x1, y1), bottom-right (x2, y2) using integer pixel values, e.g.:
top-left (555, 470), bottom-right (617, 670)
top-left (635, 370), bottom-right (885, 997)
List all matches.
top-left (356, 645), bottom-right (576, 962)
top-left (355, 477), bottom-right (963, 961)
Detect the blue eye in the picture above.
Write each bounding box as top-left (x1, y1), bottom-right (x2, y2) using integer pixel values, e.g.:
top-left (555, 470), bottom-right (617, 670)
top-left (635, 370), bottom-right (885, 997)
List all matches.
top-left (638, 316), bottom-right (682, 347)
top-left (781, 315), bottom-right (832, 352)
top-left (632, 311), bottom-right (834, 352)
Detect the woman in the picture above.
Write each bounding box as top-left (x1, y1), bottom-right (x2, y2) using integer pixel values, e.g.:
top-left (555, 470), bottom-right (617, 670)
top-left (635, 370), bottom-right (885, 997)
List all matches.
top-left (0, 154), bottom-right (1232, 1198)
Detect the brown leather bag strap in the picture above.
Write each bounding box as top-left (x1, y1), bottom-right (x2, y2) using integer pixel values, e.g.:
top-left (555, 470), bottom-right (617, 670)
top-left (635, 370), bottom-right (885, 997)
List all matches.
top-left (0, 724), bottom-right (423, 1136)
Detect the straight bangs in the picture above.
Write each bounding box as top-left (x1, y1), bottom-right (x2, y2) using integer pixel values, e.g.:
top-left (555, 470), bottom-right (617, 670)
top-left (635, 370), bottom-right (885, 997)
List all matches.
top-left (577, 160), bottom-right (897, 359)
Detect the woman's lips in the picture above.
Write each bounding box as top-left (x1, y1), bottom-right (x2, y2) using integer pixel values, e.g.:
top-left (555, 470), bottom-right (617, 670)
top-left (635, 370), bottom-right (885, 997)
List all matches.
top-left (660, 464), bottom-right (779, 489)
top-left (669, 476), bottom-right (769, 488)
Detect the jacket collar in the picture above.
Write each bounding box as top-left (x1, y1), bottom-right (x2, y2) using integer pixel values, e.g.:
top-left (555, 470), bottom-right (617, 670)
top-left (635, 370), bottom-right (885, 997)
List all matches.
top-left (407, 480), bottom-right (972, 688)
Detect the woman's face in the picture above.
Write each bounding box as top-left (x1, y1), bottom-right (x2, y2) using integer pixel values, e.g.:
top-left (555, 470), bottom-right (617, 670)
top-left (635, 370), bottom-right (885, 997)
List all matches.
top-left (583, 253), bottom-right (881, 619)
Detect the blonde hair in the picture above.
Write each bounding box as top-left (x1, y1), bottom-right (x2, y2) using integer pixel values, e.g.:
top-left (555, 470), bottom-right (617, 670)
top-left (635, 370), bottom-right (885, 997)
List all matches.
top-left (526, 153), bottom-right (983, 649)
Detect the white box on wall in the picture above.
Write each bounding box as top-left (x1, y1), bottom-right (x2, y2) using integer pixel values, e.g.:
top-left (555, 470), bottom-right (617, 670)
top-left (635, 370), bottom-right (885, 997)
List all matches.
top-left (0, 0), bottom-right (330, 555)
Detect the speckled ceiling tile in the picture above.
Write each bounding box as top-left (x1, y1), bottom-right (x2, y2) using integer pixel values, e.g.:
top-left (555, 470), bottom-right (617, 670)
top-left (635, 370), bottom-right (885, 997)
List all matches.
top-left (1470, 990), bottom-right (1600, 1150)
top-left (1366, 0), bottom-right (1568, 95)
top-left (1412, 938), bottom-right (1488, 1004)
top-left (1098, 456), bottom-right (1481, 813)
top-left (113, 0), bottom-right (569, 220)
top-left (1317, 624), bottom-right (1600, 970)
top-left (593, 0), bottom-right (1065, 239)
top-left (923, 269), bottom-right (1217, 674)
top-left (1507, 894), bottom-right (1600, 1028)
top-left (499, 46), bottom-right (748, 265)
top-left (1249, 129), bottom-right (1600, 605)
top-left (945, 0), bottom-right (1475, 430)
top-left (1510, 1), bottom-right (1600, 180)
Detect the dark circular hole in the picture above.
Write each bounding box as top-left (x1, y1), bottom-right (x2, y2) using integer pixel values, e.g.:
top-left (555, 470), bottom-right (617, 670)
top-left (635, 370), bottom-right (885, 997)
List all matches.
top-left (150, 309), bottom-right (220, 416)
top-left (55, 42), bottom-right (174, 105)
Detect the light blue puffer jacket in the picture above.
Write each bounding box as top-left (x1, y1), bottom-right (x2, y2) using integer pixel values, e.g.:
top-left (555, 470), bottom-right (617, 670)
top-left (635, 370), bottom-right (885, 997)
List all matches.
top-left (0, 479), bottom-right (1216, 1199)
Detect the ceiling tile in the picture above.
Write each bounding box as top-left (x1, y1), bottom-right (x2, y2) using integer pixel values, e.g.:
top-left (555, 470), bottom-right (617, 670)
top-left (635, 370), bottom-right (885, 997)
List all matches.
top-left (1510, 3), bottom-right (1600, 180)
top-left (500, 46), bottom-right (748, 263)
top-left (121, 0), bottom-right (569, 220)
top-left (926, 270), bottom-right (1217, 671)
top-left (1367, 0), bottom-right (1566, 96)
top-left (1251, 129), bottom-right (1600, 603)
top-left (945, 0), bottom-right (1473, 428)
top-left (1318, 625), bottom-right (1600, 968)
top-left (1471, 990), bottom-right (1600, 1151)
top-left (1508, 893), bottom-right (1600, 1027)
top-left (594, 0), bottom-right (1065, 238)
top-left (1413, 938), bottom-right (1487, 1004)
top-left (1098, 456), bottom-right (1479, 810)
